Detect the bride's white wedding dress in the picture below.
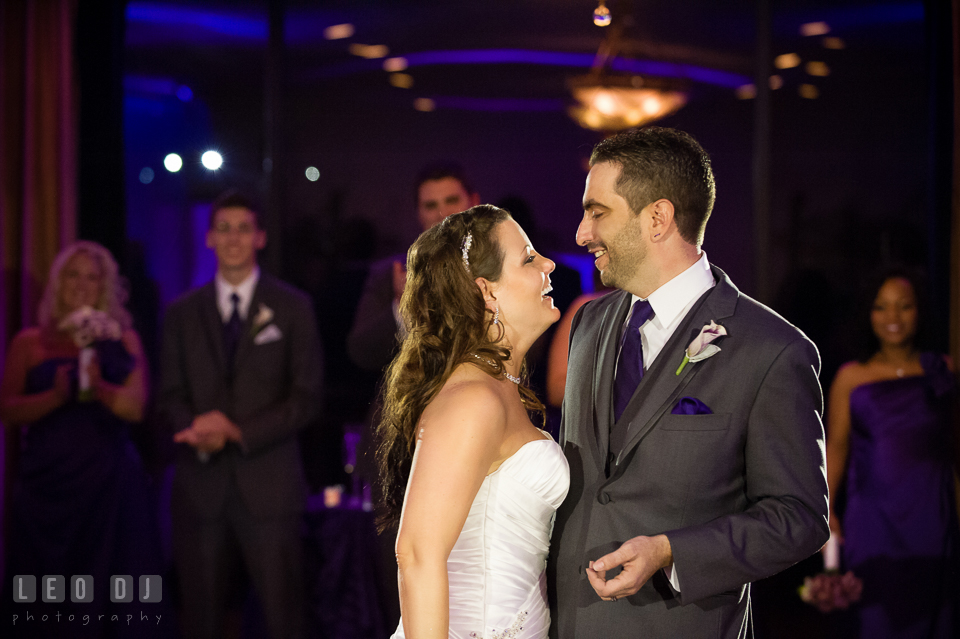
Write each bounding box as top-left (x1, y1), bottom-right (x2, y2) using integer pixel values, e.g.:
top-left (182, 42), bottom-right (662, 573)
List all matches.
top-left (391, 433), bottom-right (570, 639)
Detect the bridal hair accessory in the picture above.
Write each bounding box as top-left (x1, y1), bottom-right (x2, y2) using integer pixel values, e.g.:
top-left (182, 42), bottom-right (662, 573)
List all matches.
top-left (676, 320), bottom-right (727, 375)
top-left (471, 353), bottom-right (520, 385)
top-left (493, 307), bottom-right (500, 325)
top-left (461, 232), bottom-right (474, 272)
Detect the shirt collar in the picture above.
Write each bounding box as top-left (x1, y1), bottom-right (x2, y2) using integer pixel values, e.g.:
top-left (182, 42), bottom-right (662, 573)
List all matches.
top-left (215, 266), bottom-right (260, 319)
top-left (633, 252), bottom-right (714, 328)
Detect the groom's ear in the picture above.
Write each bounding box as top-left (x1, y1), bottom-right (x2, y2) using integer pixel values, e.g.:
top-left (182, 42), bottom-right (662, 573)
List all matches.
top-left (649, 199), bottom-right (675, 240)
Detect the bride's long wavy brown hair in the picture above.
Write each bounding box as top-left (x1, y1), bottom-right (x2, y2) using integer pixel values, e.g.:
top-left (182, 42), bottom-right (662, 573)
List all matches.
top-left (375, 205), bottom-right (545, 532)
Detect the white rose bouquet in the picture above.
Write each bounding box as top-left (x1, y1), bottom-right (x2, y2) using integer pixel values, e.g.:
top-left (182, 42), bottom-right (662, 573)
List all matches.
top-left (58, 306), bottom-right (122, 400)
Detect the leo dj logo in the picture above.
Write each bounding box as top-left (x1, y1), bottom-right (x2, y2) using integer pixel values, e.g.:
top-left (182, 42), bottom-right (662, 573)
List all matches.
top-left (13, 575), bottom-right (162, 603)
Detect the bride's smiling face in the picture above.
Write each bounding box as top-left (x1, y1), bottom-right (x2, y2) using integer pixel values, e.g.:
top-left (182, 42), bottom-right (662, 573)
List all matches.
top-left (484, 220), bottom-right (561, 344)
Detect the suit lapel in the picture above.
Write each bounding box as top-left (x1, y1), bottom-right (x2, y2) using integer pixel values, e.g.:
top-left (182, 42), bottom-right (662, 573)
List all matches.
top-left (233, 276), bottom-right (267, 371)
top-left (198, 283), bottom-right (229, 375)
top-left (612, 266), bottom-right (739, 465)
top-left (592, 291), bottom-right (633, 465)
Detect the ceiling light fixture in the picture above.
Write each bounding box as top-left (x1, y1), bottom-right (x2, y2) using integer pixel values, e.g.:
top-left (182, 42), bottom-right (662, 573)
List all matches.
top-left (800, 22), bottom-right (830, 37)
top-left (569, 14), bottom-right (688, 131)
top-left (568, 75), bottom-right (687, 131)
top-left (594, 1), bottom-right (611, 27)
top-left (324, 24), bottom-right (355, 40)
top-left (805, 61), bottom-right (829, 76)
top-left (349, 43), bottom-right (389, 59)
top-left (774, 53), bottom-right (801, 69)
top-left (389, 73), bottom-right (414, 89)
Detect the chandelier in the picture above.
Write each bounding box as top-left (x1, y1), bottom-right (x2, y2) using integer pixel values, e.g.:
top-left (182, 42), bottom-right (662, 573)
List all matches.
top-left (568, 74), bottom-right (687, 131)
top-left (569, 1), bottom-right (688, 131)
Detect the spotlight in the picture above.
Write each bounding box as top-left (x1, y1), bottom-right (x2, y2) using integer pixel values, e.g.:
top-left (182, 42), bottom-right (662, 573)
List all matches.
top-left (201, 151), bottom-right (223, 171)
top-left (163, 153), bottom-right (183, 172)
top-left (305, 167), bottom-right (320, 182)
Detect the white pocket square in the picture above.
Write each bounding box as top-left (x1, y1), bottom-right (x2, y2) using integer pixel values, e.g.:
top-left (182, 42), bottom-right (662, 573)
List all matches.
top-left (254, 324), bottom-right (283, 345)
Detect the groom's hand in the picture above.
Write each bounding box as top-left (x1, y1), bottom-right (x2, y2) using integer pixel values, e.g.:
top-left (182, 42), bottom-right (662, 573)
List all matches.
top-left (586, 534), bottom-right (673, 601)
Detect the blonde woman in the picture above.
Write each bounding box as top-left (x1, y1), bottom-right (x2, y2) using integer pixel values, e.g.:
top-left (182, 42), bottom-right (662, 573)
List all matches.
top-left (1, 241), bottom-right (164, 635)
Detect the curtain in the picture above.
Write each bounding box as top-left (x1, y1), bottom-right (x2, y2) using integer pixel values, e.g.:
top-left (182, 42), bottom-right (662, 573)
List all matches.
top-left (952, 1), bottom-right (960, 365)
top-left (0, 0), bottom-right (78, 559)
top-left (951, 0), bottom-right (960, 520)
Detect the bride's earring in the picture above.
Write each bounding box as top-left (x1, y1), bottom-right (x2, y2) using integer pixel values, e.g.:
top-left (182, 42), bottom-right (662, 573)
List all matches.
top-left (493, 307), bottom-right (500, 326)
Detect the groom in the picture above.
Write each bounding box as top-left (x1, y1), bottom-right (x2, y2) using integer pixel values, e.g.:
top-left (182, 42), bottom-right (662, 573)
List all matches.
top-left (548, 127), bottom-right (829, 638)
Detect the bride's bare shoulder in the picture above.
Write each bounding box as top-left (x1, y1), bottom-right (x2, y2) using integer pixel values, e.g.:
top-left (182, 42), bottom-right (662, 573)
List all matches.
top-left (420, 367), bottom-right (509, 441)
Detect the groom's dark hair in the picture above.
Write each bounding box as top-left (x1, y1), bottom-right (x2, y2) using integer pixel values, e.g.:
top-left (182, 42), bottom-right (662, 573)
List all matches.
top-left (590, 126), bottom-right (715, 247)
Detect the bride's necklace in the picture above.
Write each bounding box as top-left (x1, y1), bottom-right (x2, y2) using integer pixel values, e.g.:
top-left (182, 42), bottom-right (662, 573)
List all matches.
top-left (471, 353), bottom-right (521, 385)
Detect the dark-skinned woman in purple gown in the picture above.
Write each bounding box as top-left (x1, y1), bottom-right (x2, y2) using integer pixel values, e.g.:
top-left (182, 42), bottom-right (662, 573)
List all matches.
top-left (826, 267), bottom-right (959, 639)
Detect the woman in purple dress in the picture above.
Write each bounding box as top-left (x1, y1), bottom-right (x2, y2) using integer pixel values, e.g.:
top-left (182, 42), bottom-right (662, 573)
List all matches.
top-left (826, 267), bottom-right (959, 639)
top-left (1, 242), bottom-right (165, 638)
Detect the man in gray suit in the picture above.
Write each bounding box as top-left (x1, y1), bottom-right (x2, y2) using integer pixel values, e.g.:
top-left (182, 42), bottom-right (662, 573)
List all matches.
top-left (548, 127), bottom-right (829, 638)
top-left (160, 191), bottom-right (322, 639)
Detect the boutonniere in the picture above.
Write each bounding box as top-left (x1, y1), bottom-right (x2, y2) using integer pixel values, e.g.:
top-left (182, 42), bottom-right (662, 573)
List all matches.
top-left (676, 321), bottom-right (727, 375)
top-left (250, 303), bottom-right (274, 336)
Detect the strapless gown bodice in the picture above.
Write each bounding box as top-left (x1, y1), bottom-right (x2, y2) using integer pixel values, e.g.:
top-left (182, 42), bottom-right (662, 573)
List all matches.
top-left (392, 435), bottom-right (570, 639)
top-left (842, 353), bottom-right (958, 639)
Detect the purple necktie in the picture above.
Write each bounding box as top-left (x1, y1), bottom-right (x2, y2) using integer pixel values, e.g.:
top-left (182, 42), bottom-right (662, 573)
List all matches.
top-left (613, 299), bottom-right (655, 421)
top-left (223, 292), bottom-right (242, 366)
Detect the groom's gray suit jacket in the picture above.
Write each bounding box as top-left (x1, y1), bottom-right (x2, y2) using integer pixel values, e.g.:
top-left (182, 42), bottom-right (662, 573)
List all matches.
top-left (548, 265), bottom-right (829, 639)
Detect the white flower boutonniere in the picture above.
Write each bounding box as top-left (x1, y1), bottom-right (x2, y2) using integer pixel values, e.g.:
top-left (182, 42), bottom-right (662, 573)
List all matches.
top-left (251, 303), bottom-right (274, 336)
top-left (676, 321), bottom-right (727, 375)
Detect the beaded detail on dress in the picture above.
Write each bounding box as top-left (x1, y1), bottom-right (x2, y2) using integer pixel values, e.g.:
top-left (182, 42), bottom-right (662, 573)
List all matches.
top-left (470, 610), bottom-right (529, 639)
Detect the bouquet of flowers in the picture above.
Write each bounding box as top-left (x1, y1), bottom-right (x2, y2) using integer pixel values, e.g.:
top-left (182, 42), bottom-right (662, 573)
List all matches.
top-left (58, 306), bottom-right (122, 400)
top-left (58, 306), bottom-right (122, 348)
top-left (798, 535), bottom-right (863, 613)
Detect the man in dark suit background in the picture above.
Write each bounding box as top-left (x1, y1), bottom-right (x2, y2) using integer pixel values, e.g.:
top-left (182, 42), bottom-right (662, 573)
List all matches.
top-left (548, 127), bottom-right (829, 638)
top-left (160, 190), bottom-right (323, 639)
top-left (346, 161), bottom-right (480, 373)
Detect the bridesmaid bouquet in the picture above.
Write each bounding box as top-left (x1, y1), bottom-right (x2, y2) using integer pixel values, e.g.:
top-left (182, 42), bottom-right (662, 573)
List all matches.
top-left (58, 306), bottom-right (122, 401)
top-left (798, 535), bottom-right (863, 613)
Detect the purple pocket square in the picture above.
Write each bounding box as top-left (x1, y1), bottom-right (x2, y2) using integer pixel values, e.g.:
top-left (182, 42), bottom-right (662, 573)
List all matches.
top-left (671, 397), bottom-right (713, 415)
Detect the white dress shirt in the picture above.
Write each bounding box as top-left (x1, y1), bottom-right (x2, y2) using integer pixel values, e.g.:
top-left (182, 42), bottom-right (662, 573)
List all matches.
top-left (620, 252), bottom-right (716, 372)
top-left (618, 251), bottom-right (716, 592)
top-left (215, 267), bottom-right (260, 323)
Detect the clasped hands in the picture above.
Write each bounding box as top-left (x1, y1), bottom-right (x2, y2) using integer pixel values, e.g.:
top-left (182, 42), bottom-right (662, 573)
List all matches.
top-left (173, 410), bottom-right (243, 454)
top-left (586, 534), bottom-right (673, 602)
top-left (52, 352), bottom-right (103, 403)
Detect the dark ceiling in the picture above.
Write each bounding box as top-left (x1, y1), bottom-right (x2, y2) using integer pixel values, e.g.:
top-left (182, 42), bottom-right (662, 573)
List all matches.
top-left (118, 0), bottom-right (939, 305)
top-left (123, 0), bottom-right (926, 113)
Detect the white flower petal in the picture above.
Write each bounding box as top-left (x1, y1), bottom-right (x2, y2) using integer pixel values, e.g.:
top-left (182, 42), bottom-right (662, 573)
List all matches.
top-left (688, 344), bottom-right (720, 363)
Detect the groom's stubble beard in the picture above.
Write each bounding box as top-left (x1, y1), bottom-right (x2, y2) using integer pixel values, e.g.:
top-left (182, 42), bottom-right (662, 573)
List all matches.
top-left (599, 214), bottom-right (646, 291)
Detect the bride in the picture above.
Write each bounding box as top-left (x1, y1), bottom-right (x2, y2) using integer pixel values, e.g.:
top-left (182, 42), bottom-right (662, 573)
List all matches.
top-left (376, 204), bottom-right (570, 639)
